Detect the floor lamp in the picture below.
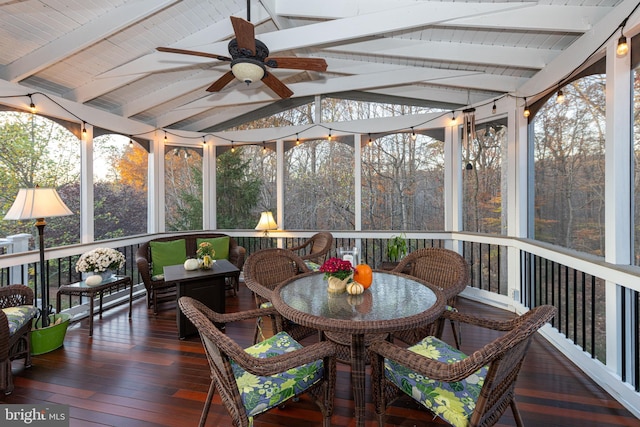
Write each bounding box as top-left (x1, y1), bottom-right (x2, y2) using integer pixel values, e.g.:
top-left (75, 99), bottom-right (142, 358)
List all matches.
top-left (4, 187), bottom-right (73, 327)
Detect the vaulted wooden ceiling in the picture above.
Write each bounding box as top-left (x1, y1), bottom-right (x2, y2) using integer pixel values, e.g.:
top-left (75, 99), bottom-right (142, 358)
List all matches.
top-left (0, 0), bottom-right (637, 135)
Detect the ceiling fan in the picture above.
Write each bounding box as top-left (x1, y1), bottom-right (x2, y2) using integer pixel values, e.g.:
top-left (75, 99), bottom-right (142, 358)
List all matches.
top-left (157, 16), bottom-right (327, 98)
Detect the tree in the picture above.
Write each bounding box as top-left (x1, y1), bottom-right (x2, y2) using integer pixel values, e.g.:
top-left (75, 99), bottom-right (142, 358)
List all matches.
top-left (216, 149), bottom-right (261, 228)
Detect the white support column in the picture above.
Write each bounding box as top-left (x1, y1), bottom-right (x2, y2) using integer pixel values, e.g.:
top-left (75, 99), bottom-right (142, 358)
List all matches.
top-left (507, 96), bottom-right (529, 302)
top-left (147, 132), bottom-right (164, 233)
top-left (604, 34), bottom-right (632, 374)
top-left (354, 134), bottom-right (362, 232)
top-left (445, 117), bottom-right (461, 251)
top-left (276, 139), bottom-right (285, 247)
top-left (80, 124), bottom-right (94, 243)
top-left (202, 140), bottom-right (215, 230)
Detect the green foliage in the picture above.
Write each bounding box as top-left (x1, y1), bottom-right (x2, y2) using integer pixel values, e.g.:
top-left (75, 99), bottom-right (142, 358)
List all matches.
top-left (386, 233), bottom-right (407, 262)
top-left (216, 149), bottom-right (261, 228)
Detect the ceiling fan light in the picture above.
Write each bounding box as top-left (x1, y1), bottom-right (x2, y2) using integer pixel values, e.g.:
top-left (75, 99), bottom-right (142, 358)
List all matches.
top-left (231, 60), bottom-right (265, 85)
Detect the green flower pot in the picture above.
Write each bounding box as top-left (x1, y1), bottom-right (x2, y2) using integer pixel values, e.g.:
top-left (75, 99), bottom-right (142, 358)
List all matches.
top-left (31, 313), bottom-right (71, 355)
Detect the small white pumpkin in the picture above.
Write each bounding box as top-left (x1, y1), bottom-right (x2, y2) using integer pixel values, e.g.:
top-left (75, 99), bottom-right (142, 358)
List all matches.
top-left (85, 275), bottom-right (103, 286)
top-left (346, 281), bottom-right (364, 295)
top-left (183, 258), bottom-right (200, 271)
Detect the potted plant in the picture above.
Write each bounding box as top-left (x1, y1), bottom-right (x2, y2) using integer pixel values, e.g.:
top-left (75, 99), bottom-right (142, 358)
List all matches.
top-left (386, 234), bottom-right (407, 263)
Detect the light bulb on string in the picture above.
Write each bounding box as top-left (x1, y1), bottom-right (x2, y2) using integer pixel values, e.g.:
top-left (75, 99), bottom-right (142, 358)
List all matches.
top-left (616, 34), bottom-right (629, 57)
top-left (368, 133), bottom-right (372, 146)
top-left (491, 101), bottom-right (497, 114)
top-left (411, 127), bottom-right (417, 141)
top-left (164, 131), bottom-right (168, 141)
top-left (202, 137), bottom-right (206, 145)
top-left (450, 111), bottom-right (456, 124)
top-left (556, 90), bottom-right (565, 104)
top-left (523, 98), bottom-right (530, 118)
top-left (262, 141), bottom-right (266, 154)
top-left (231, 141), bottom-right (235, 153)
top-left (82, 121), bottom-right (87, 135)
top-left (28, 94), bottom-right (36, 114)
top-left (129, 135), bottom-right (133, 145)
top-left (296, 134), bottom-right (300, 145)
top-left (327, 129), bottom-right (332, 141)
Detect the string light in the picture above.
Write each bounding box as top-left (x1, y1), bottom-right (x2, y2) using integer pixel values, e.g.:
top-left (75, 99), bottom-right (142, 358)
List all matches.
top-left (129, 135), bottom-right (133, 145)
top-left (368, 133), bottom-right (372, 145)
top-left (231, 141), bottom-right (235, 153)
top-left (523, 98), bottom-right (530, 118)
top-left (556, 90), bottom-right (565, 104)
top-left (164, 130), bottom-right (168, 141)
top-left (616, 34), bottom-right (629, 57)
top-left (491, 100), bottom-right (497, 114)
top-left (410, 127), bottom-right (417, 141)
top-left (262, 141), bottom-right (266, 153)
top-left (327, 129), bottom-right (332, 141)
top-left (202, 136), bottom-right (206, 145)
top-left (28, 94), bottom-right (36, 114)
top-left (296, 133), bottom-right (300, 145)
top-left (451, 111), bottom-right (456, 124)
top-left (82, 121), bottom-right (87, 135)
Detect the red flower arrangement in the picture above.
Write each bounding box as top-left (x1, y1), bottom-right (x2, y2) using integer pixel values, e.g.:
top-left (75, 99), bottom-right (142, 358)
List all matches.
top-left (319, 257), bottom-right (354, 280)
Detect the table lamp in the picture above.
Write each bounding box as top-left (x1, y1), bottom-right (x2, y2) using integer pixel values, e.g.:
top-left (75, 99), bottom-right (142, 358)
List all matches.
top-left (4, 187), bottom-right (73, 327)
top-left (255, 211), bottom-right (278, 237)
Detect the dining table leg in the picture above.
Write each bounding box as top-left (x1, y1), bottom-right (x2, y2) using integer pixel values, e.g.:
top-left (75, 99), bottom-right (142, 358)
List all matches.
top-left (350, 333), bottom-right (366, 427)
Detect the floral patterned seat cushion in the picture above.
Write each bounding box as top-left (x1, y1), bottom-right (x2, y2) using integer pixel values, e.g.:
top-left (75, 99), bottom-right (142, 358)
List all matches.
top-left (2, 306), bottom-right (38, 336)
top-left (231, 331), bottom-right (324, 419)
top-left (384, 336), bottom-right (488, 427)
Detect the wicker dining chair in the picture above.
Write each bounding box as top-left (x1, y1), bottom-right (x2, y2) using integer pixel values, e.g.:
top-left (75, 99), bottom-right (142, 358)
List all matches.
top-left (178, 296), bottom-right (337, 427)
top-left (369, 305), bottom-right (557, 427)
top-left (392, 247), bottom-right (469, 347)
top-left (243, 248), bottom-right (318, 343)
top-left (1, 284), bottom-right (38, 395)
top-left (288, 232), bottom-right (334, 264)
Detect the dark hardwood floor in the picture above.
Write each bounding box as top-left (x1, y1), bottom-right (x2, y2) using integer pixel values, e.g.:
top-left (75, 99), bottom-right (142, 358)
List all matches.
top-left (2, 282), bottom-right (638, 427)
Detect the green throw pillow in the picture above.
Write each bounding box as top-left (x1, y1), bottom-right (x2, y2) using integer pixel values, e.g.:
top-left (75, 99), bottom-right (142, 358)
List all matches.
top-left (150, 239), bottom-right (187, 276)
top-left (197, 236), bottom-right (230, 260)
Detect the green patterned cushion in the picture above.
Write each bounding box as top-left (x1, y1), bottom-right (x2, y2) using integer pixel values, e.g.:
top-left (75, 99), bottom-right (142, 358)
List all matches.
top-left (304, 260), bottom-right (321, 271)
top-left (150, 239), bottom-right (187, 276)
top-left (231, 331), bottom-right (324, 419)
top-left (196, 237), bottom-right (230, 260)
top-left (2, 305), bottom-right (38, 335)
top-left (384, 336), bottom-right (488, 427)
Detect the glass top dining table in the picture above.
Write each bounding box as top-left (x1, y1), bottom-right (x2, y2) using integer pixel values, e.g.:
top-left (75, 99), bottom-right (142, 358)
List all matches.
top-left (271, 270), bottom-right (445, 427)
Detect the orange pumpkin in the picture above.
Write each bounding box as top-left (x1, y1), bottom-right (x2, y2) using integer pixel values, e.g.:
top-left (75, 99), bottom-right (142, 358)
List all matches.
top-left (353, 264), bottom-right (373, 288)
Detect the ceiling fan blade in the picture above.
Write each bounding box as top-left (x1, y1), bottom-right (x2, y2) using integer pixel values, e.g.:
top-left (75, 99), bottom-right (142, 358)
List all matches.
top-left (206, 70), bottom-right (236, 92)
top-left (265, 57), bottom-right (327, 72)
top-left (230, 16), bottom-right (256, 56)
top-left (157, 47), bottom-right (231, 61)
top-left (261, 72), bottom-right (294, 99)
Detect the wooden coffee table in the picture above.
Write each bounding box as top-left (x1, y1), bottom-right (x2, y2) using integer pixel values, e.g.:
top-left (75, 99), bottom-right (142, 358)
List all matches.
top-left (164, 259), bottom-right (239, 338)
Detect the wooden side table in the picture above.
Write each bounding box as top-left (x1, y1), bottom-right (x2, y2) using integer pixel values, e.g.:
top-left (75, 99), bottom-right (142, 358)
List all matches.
top-left (56, 275), bottom-right (133, 337)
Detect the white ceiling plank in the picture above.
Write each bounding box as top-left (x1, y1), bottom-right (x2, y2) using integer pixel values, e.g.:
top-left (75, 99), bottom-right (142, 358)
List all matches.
top-left (121, 73), bottom-right (222, 118)
top-left (155, 67), bottom-right (481, 127)
top-left (184, 103), bottom-right (273, 131)
top-left (99, 1), bottom-right (530, 79)
top-left (449, 5), bottom-right (610, 33)
top-left (0, 0), bottom-right (180, 83)
top-left (278, 2), bottom-right (607, 33)
top-left (325, 39), bottom-right (557, 70)
top-left (518, 0), bottom-right (638, 99)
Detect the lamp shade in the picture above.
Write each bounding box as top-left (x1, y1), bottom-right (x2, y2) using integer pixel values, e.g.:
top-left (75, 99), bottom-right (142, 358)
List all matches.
top-left (4, 188), bottom-right (73, 220)
top-left (255, 211), bottom-right (278, 231)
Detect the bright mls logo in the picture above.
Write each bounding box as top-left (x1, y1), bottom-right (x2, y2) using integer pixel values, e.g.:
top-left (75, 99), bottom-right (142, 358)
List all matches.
top-left (2, 405), bottom-right (68, 426)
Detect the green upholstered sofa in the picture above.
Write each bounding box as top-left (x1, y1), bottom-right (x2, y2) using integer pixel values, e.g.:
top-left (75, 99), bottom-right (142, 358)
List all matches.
top-left (135, 233), bottom-right (245, 314)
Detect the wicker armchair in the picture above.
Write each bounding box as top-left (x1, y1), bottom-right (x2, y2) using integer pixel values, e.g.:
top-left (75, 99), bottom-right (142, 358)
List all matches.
top-left (392, 247), bottom-right (469, 347)
top-left (1, 284), bottom-right (38, 395)
top-left (288, 232), bottom-right (334, 264)
top-left (178, 296), bottom-right (337, 427)
top-left (370, 305), bottom-right (556, 427)
top-left (243, 248), bottom-right (318, 343)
